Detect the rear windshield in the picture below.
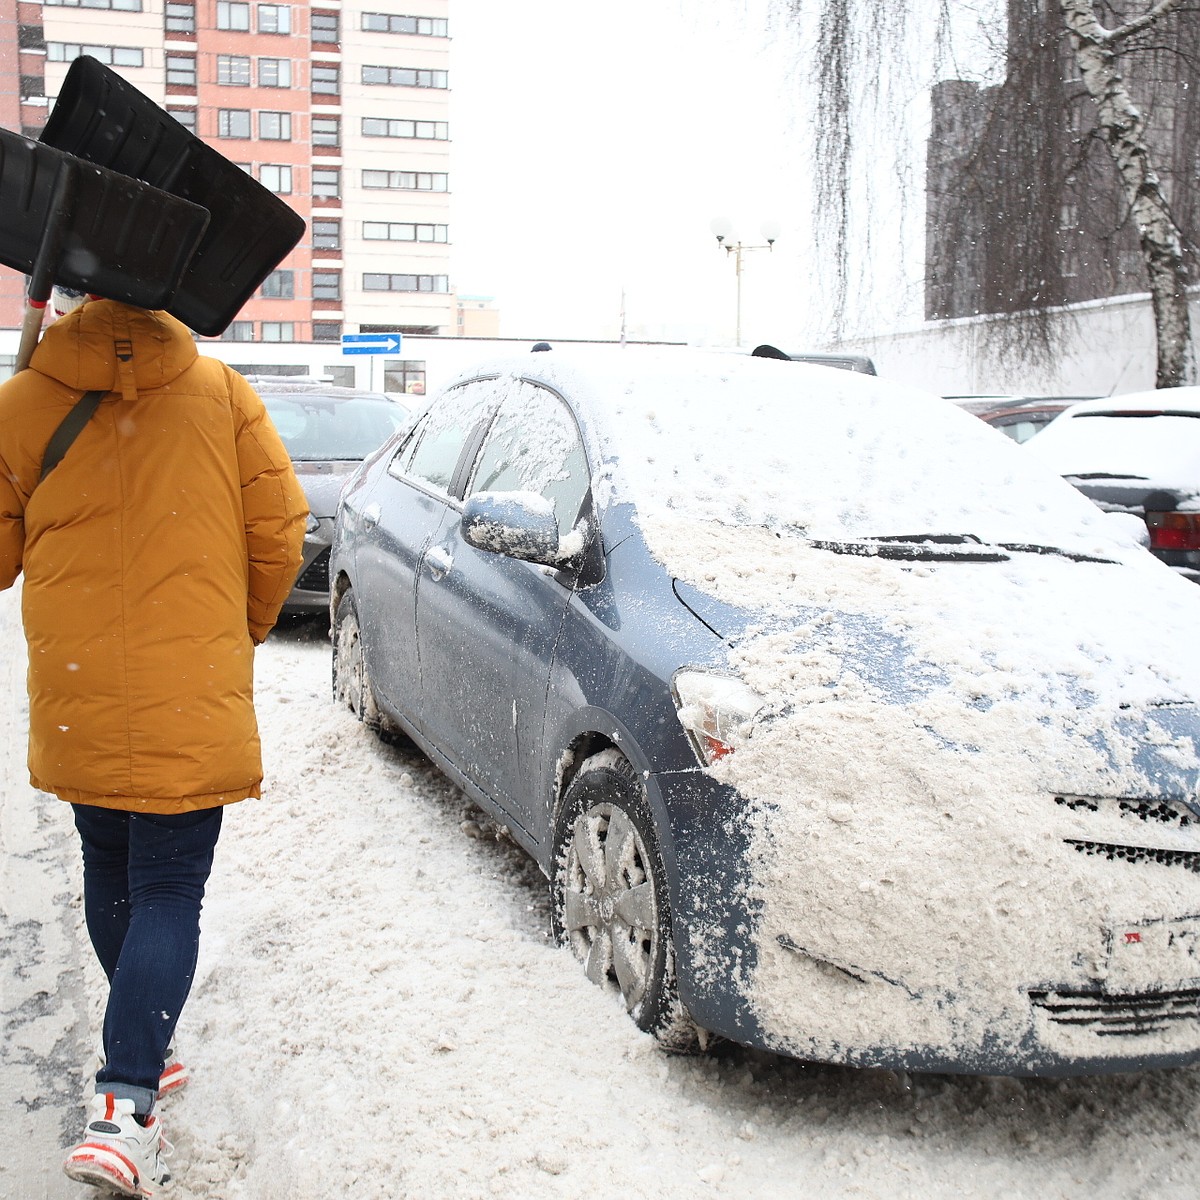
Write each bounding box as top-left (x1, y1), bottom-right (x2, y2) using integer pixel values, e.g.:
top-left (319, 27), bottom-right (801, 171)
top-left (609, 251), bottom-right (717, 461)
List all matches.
top-left (1027, 410), bottom-right (1200, 487)
top-left (263, 394), bottom-right (409, 461)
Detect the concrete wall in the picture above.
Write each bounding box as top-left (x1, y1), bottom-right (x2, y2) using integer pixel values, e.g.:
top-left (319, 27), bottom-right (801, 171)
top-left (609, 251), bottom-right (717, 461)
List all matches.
top-left (833, 290), bottom-right (1200, 398)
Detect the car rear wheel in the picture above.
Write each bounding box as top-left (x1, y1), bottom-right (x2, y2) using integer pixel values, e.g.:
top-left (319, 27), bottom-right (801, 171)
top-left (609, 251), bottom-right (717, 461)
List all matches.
top-left (332, 589), bottom-right (382, 731)
top-left (551, 749), bottom-right (700, 1051)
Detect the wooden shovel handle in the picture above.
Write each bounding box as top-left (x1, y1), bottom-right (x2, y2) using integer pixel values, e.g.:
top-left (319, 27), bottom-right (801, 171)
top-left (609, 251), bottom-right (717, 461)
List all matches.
top-left (15, 300), bottom-right (47, 373)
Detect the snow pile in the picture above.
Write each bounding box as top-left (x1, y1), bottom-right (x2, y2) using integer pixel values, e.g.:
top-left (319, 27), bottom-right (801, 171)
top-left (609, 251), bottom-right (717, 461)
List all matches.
top-left (4, 587), bottom-right (1200, 1196)
top-left (643, 515), bottom-right (1200, 1065)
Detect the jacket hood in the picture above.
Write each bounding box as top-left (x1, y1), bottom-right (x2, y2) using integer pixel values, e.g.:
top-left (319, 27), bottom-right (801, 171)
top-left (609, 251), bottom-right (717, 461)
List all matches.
top-left (29, 299), bottom-right (199, 394)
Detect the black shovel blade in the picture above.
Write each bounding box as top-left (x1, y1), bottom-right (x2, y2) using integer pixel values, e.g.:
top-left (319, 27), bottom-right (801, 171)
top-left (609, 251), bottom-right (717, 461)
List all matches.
top-left (41, 55), bottom-right (306, 336)
top-left (0, 129), bottom-right (210, 309)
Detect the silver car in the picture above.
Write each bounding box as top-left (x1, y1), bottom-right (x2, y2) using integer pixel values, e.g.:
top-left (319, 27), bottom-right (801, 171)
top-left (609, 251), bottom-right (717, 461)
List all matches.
top-left (249, 376), bottom-right (412, 614)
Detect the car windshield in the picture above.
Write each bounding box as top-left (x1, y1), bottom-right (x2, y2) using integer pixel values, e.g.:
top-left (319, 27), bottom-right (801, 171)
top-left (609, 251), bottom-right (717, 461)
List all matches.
top-left (262, 393), bottom-right (408, 461)
top-left (576, 353), bottom-right (1116, 553)
top-left (1026, 408), bottom-right (1200, 488)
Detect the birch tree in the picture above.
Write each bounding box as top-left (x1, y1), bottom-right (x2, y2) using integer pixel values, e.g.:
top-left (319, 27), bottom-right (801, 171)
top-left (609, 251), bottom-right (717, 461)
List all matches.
top-left (1059, 0), bottom-right (1194, 387)
top-left (804, 0), bottom-right (1197, 388)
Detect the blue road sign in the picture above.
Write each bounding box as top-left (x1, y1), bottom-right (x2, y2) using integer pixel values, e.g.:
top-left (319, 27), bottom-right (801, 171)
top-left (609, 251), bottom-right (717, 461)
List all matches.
top-left (341, 332), bottom-right (403, 356)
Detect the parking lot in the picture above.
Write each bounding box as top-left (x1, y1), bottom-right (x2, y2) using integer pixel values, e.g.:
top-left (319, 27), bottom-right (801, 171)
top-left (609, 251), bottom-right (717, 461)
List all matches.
top-left (3, 592), bottom-right (1199, 1199)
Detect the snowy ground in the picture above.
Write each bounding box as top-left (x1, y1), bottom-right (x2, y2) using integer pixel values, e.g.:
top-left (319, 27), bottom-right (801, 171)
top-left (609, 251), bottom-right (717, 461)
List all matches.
top-left (3, 585), bottom-right (1200, 1199)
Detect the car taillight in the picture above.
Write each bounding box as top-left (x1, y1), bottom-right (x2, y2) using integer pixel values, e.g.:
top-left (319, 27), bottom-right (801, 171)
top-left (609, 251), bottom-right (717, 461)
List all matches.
top-left (1146, 511), bottom-right (1200, 551)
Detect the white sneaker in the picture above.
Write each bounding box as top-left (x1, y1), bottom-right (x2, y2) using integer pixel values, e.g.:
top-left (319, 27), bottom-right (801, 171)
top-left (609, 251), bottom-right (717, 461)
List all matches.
top-left (156, 1044), bottom-right (190, 1099)
top-left (92, 1041), bottom-right (190, 1100)
top-left (63, 1092), bottom-right (172, 1197)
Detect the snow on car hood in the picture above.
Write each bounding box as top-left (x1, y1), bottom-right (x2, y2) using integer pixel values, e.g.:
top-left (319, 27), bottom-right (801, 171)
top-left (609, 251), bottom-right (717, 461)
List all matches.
top-left (642, 514), bottom-right (1200, 1064)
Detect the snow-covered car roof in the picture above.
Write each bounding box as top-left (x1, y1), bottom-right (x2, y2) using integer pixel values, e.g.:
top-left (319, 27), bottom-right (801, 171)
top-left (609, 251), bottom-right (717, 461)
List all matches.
top-left (453, 347), bottom-right (1130, 557)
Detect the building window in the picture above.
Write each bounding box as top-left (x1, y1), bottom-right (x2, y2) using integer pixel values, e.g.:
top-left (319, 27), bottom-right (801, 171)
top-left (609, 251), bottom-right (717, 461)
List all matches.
top-left (311, 65), bottom-right (340, 95)
top-left (164, 1), bottom-right (195, 32)
top-left (260, 164), bottom-right (293, 194)
top-left (217, 55), bottom-right (250, 85)
top-left (363, 222), bottom-right (448, 243)
top-left (361, 65), bottom-right (447, 89)
top-left (258, 57), bottom-right (291, 87)
top-left (312, 168), bottom-right (340, 199)
top-left (257, 4), bottom-right (290, 34)
top-left (217, 1), bottom-right (250, 30)
top-left (227, 320), bottom-right (254, 341)
top-left (311, 10), bottom-right (339, 43)
top-left (312, 322), bottom-right (342, 343)
top-left (312, 116), bottom-right (340, 147)
top-left (47, 43), bottom-right (145, 67)
top-left (217, 109), bottom-right (251, 139)
top-left (312, 219), bottom-right (341, 250)
top-left (361, 12), bottom-right (447, 36)
top-left (313, 271), bottom-right (342, 301)
top-left (262, 322), bottom-right (295, 342)
top-left (261, 270), bottom-right (295, 300)
top-left (258, 111), bottom-right (292, 140)
top-left (363, 274), bottom-right (449, 293)
top-left (361, 118), bottom-right (448, 140)
top-left (168, 107), bottom-right (197, 132)
top-left (383, 359), bottom-right (427, 395)
top-left (43, 0), bottom-right (142, 8)
top-left (362, 170), bottom-right (448, 192)
top-left (164, 53), bottom-right (196, 85)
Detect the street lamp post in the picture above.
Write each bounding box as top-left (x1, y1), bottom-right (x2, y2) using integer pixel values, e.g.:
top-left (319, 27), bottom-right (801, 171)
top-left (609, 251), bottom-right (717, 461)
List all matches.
top-left (710, 218), bottom-right (780, 346)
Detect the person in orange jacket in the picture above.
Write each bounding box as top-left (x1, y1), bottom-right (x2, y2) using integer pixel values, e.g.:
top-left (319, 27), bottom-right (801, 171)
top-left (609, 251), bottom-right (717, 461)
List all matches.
top-left (0, 292), bottom-right (307, 1196)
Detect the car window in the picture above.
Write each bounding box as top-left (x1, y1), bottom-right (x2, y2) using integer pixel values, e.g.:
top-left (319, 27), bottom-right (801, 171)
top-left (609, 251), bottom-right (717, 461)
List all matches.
top-left (404, 380), bottom-right (501, 494)
top-left (989, 413), bottom-right (1052, 444)
top-left (386, 416), bottom-right (426, 480)
top-left (468, 381), bottom-right (589, 537)
top-left (262, 393), bottom-right (408, 461)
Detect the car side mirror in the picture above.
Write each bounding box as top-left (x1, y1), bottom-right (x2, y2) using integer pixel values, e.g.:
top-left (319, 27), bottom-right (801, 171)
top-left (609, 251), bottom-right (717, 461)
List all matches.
top-left (461, 491), bottom-right (562, 565)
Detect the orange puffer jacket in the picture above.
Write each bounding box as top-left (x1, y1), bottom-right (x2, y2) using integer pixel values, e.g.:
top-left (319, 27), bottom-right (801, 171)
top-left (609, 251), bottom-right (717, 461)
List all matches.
top-left (0, 300), bottom-right (307, 813)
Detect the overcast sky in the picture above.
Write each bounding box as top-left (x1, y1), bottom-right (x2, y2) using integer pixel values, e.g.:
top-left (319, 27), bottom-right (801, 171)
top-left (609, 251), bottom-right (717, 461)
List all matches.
top-left (447, 0), bottom-right (823, 346)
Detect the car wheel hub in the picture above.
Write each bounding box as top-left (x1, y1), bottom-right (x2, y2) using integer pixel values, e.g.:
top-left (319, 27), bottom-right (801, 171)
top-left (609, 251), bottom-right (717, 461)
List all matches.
top-left (562, 801), bottom-right (658, 1013)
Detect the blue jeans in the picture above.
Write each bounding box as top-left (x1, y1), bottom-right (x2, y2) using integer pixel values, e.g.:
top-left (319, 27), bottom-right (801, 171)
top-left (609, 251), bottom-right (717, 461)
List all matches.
top-left (72, 804), bottom-right (223, 1115)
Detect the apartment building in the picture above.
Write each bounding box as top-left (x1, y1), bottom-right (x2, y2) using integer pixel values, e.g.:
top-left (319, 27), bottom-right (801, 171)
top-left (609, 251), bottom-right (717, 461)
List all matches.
top-left (925, 0), bottom-right (1199, 323)
top-left (0, 0), bottom-right (453, 342)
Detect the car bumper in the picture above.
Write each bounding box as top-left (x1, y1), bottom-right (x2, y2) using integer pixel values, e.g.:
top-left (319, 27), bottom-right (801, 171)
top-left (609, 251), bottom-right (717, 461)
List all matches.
top-left (1149, 546), bottom-right (1200, 582)
top-left (655, 767), bottom-right (1200, 1077)
top-left (281, 522), bottom-right (333, 614)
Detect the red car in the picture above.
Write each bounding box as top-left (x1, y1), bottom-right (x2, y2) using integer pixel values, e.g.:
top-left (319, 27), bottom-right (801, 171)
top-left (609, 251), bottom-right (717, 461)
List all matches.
top-left (947, 395), bottom-right (1093, 443)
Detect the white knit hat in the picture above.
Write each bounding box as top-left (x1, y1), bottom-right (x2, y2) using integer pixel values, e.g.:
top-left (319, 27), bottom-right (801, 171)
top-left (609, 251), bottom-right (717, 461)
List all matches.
top-left (50, 286), bottom-right (88, 320)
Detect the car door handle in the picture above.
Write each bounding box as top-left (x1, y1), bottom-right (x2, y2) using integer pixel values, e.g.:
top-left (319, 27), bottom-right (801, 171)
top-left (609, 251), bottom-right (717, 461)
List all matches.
top-left (425, 545), bottom-right (453, 579)
top-left (362, 502), bottom-right (381, 528)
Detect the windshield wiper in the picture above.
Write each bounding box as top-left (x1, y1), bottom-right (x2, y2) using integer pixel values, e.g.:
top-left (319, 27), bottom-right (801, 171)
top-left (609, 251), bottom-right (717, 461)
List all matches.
top-left (809, 533), bottom-right (1118, 566)
top-left (1064, 472), bottom-right (1149, 481)
top-left (997, 542), bottom-right (1118, 564)
top-left (808, 537), bottom-right (1010, 562)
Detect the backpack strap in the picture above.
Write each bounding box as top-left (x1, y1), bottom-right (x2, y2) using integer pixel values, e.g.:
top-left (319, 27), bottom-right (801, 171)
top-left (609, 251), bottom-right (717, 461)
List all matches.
top-left (40, 389), bottom-right (106, 483)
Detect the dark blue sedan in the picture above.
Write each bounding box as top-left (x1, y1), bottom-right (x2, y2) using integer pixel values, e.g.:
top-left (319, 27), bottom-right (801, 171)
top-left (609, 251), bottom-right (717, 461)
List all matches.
top-left (330, 348), bottom-right (1200, 1076)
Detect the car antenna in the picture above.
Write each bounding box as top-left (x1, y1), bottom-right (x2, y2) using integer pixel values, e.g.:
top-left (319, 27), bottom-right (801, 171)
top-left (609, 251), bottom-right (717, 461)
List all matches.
top-left (531, 341), bottom-right (552, 352)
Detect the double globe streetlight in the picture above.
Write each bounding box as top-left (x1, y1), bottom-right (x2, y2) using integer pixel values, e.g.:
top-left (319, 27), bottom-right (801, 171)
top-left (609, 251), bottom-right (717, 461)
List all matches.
top-left (710, 217), bottom-right (781, 347)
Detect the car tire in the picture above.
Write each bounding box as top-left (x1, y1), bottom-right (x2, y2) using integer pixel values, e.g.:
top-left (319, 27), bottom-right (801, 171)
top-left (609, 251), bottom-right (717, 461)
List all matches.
top-left (332, 589), bottom-right (383, 732)
top-left (551, 748), bottom-right (700, 1052)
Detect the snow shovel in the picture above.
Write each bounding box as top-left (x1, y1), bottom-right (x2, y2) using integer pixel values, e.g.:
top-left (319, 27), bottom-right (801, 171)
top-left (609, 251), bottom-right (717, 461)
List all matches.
top-left (41, 55), bottom-right (306, 336)
top-left (0, 128), bottom-right (210, 371)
